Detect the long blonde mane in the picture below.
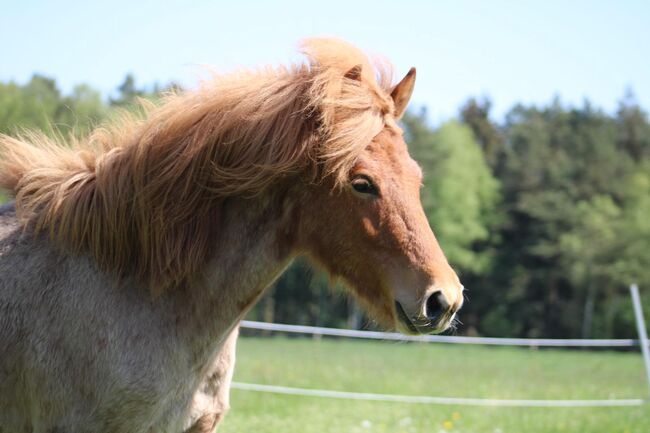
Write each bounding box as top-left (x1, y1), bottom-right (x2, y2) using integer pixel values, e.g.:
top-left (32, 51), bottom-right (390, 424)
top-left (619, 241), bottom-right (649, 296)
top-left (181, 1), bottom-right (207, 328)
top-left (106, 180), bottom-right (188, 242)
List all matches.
top-left (0, 38), bottom-right (397, 293)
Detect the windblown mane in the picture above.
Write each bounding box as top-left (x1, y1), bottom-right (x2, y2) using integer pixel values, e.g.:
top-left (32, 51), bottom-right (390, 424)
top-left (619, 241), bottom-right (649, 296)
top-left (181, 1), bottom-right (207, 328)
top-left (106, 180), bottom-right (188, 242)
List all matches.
top-left (0, 38), bottom-right (397, 293)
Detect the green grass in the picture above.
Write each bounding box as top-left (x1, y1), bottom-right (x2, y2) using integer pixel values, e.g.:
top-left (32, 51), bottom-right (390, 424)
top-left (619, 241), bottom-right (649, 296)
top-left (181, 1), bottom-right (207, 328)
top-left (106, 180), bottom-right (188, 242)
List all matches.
top-left (220, 337), bottom-right (649, 433)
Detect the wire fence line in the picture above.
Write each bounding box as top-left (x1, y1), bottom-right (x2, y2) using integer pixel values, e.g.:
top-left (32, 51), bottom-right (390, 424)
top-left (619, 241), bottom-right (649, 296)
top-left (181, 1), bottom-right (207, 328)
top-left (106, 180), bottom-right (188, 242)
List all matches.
top-left (240, 320), bottom-right (644, 347)
top-left (235, 287), bottom-right (650, 407)
top-left (231, 382), bottom-right (648, 408)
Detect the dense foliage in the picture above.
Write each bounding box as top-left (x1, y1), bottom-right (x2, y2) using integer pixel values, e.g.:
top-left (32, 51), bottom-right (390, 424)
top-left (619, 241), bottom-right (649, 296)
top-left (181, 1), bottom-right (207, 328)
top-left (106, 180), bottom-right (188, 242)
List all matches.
top-left (1, 75), bottom-right (648, 338)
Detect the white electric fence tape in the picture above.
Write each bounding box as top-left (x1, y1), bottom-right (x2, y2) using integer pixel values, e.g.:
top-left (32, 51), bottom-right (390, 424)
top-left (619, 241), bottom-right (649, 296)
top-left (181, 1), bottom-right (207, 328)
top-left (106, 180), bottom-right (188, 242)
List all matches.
top-left (231, 382), bottom-right (647, 407)
top-left (240, 320), bottom-right (642, 347)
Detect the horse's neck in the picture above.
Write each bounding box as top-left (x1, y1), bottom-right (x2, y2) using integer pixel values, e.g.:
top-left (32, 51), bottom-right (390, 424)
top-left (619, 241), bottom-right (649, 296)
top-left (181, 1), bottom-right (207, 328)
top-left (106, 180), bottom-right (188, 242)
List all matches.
top-left (174, 188), bottom-right (296, 364)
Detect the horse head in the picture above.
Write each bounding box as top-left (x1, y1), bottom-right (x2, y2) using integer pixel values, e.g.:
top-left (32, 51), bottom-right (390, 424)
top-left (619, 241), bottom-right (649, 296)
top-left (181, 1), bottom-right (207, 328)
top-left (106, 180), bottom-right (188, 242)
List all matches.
top-left (297, 68), bottom-right (464, 334)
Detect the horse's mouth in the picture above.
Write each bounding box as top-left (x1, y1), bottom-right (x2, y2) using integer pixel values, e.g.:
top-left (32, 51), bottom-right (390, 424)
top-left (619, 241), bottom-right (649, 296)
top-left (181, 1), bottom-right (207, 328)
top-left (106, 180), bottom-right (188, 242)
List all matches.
top-left (395, 301), bottom-right (454, 335)
top-left (394, 301), bottom-right (419, 334)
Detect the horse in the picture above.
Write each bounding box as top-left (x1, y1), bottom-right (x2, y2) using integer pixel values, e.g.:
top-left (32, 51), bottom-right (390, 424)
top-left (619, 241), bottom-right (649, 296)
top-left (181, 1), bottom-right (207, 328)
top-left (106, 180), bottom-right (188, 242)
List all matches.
top-left (0, 38), bottom-right (464, 432)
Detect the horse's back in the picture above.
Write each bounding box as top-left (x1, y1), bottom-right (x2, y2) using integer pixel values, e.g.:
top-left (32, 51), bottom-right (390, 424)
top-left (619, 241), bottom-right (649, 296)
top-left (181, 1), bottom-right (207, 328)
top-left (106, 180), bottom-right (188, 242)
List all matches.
top-left (0, 201), bottom-right (17, 239)
top-left (0, 203), bottom-right (140, 431)
top-left (0, 204), bottom-right (25, 430)
top-left (0, 202), bottom-right (75, 430)
top-left (0, 206), bottom-right (207, 432)
top-left (0, 203), bottom-right (37, 429)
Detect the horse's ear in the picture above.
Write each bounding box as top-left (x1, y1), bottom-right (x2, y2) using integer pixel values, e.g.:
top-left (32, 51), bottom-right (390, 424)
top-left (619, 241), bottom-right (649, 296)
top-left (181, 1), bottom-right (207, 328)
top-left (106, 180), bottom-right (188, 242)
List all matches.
top-left (344, 64), bottom-right (363, 81)
top-left (390, 67), bottom-right (416, 119)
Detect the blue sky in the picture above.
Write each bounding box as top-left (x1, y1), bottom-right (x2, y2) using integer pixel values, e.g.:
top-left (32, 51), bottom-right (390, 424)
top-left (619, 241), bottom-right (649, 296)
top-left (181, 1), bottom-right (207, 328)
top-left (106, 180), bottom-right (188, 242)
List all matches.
top-left (2, 0), bottom-right (649, 121)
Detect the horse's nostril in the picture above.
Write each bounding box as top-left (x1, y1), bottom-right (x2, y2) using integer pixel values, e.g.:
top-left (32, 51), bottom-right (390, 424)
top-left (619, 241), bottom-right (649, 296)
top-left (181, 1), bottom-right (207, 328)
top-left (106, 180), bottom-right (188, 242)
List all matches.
top-left (425, 291), bottom-right (448, 321)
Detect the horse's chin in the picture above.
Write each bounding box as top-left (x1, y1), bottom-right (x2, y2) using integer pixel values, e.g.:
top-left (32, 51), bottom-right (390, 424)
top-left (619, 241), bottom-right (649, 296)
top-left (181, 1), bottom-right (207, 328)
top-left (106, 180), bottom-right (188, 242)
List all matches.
top-left (395, 321), bottom-right (421, 336)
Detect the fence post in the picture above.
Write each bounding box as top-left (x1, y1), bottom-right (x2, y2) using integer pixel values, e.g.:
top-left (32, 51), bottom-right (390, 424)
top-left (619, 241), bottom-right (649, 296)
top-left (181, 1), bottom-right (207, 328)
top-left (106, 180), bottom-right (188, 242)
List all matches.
top-left (630, 284), bottom-right (650, 398)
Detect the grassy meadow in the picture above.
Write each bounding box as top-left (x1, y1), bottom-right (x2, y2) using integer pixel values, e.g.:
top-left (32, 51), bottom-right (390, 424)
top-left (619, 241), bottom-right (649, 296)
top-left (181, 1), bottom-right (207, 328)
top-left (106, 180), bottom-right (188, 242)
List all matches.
top-left (220, 337), bottom-right (649, 433)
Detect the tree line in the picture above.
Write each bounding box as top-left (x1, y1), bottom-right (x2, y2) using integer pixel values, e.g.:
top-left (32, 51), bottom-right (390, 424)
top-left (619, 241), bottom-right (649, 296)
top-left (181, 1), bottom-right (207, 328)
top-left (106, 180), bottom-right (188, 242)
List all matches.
top-left (1, 74), bottom-right (648, 339)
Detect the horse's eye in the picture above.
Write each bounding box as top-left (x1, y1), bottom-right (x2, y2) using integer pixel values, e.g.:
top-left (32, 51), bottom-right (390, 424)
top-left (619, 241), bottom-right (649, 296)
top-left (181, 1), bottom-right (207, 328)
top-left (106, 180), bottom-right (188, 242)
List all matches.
top-left (351, 177), bottom-right (378, 196)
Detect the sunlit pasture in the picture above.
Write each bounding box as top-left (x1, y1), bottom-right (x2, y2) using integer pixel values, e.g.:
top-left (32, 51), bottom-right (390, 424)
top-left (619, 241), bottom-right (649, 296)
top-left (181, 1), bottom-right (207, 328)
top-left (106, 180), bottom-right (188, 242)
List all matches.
top-left (221, 337), bottom-right (649, 433)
